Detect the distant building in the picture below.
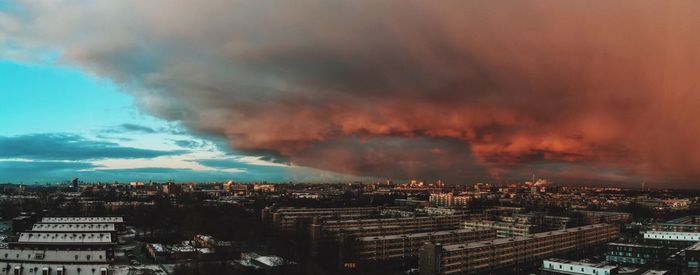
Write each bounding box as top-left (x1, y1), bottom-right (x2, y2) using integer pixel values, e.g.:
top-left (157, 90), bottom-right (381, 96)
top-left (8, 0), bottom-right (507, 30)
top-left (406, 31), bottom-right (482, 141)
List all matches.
top-left (71, 177), bottom-right (79, 189)
top-left (419, 224), bottom-right (619, 275)
top-left (193, 234), bottom-right (240, 259)
top-left (429, 193), bottom-right (453, 207)
top-left (542, 258), bottom-right (618, 275)
top-left (253, 184), bottom-right (275, 192)
top-left (606, 242), bottom-right (666, 265)
top-left (651, 216), bottom-right (700, 232)
top-left (463, 220), bottom-right (538, 237)
top-left (643, 231), bottom-right (700, 248)
top-left (576, 211), bottom-right (631, 224)
top-left (353, 228), bottom-right (495, 261)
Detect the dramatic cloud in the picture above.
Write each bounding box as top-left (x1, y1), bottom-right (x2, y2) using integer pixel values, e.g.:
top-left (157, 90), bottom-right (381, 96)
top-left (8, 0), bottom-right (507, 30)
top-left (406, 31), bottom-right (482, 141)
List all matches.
top-left (0, 160), bottom-right (96, 183)
top-left (0, 134), bottom-right (186, 160)
top-left (4, 1), bottom-right (700, 186)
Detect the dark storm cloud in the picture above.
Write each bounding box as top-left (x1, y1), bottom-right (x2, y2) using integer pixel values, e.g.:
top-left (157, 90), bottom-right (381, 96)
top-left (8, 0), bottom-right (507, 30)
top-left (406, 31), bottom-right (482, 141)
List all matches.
top-left (5, 1), bottom-right (700, 186)
top-left (0, 161), bottom-right (97, 183)
top-left (0, 134), bottom-right (186, 160)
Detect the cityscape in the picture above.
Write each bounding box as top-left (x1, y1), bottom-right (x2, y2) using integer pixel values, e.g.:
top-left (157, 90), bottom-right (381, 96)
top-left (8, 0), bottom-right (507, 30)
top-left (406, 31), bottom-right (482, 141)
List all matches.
top-left (3, 1), bottom-right (700, 275)
top-left (1, 180), bottom-right (700, 275)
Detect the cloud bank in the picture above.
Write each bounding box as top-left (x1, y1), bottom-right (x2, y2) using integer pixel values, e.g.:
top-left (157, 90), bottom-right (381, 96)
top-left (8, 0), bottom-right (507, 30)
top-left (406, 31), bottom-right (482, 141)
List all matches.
top-left (4, 1), bottom-right (700, 186)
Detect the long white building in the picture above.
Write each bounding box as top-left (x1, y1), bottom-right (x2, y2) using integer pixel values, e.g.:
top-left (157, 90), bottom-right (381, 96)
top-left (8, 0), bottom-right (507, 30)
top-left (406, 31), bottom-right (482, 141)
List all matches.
top-left (542, 258), bottom-right (618, 275)
top-left (0, 248), bottom-right (109, 275)
top-left (41, 217), bottom-right (123, 224)
top-left (30, 223), bottom-right (116, 233)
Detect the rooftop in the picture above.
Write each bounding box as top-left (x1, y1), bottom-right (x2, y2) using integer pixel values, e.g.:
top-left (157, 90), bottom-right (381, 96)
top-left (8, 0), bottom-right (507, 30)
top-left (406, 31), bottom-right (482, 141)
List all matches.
top-left (40, 217), bottom-right (124, 224)
top-left (18, 232), bottom-right (113, 244)
top-left (442, 224), bottom-right (611, 252)
top-left (31, 223), bottom-right (116, 232)
top-left (0, 248), bottom-right (108, 263)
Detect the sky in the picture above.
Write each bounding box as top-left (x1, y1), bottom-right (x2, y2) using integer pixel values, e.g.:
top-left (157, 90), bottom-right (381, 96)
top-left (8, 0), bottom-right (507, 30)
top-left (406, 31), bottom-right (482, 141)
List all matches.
top-left (1, 1), bottom-right (700, 187)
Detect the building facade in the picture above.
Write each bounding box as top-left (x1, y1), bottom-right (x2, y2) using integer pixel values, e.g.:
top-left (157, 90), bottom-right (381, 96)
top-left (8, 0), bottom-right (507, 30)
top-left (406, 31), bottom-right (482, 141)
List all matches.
top-left (419, 224), bottom-right (620, 275)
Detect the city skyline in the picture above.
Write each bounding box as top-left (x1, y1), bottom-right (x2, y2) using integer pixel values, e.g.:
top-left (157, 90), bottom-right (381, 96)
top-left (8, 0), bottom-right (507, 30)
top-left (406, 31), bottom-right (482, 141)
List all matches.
top-left (3, 1), bottom-right (700, 188)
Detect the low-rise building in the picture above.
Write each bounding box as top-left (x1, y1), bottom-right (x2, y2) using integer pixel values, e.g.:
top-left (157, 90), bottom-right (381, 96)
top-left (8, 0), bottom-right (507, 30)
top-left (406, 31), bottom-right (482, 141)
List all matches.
top-left (643, 231), bottom-right (700, 248)
top-left (0, 248), bottom-right (110, 275)
top-left (606, 242), bottom-right (666, 265)
top-left (542, 258), bottom-right (618, 275)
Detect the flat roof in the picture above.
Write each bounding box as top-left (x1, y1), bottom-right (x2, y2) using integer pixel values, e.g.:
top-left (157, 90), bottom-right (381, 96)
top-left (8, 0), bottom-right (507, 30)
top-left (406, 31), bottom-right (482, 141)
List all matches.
top-left (41, 217), bottom-right (124, 224)
top-left (323, 214), bottom-right (465, 225)
top-left (31, 223), bottom-right (116, 232)
top-left (686, 242), bottom-right (700, 251)
top-left (357, 228), bottom-right (492, 242)
top-left (442, 224), bottom-right (612, 252)
top-left (18, 232), bottom-right (113, 244)
top-left (607, 242), bottom-right (663, 249)
top-left (0, 248), bottom-right (108, 263)
top-left (544, 258), bottom-right (618, 270)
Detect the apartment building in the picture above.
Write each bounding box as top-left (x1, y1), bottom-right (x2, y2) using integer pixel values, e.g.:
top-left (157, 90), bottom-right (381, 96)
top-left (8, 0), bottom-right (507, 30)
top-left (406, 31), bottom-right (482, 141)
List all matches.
top-left (651, 216), bottom-right (700, 232)
top-left (263, 206), bottom-right (408, 232)
top-left (312, 214), bottom-right (469, 244)
top-left (463, 220), bottom-right (539, 237)
top-left (354, 228), bottom-right (495, 261)
top-left (606, 242), bottom-right (666, 265)
top-left (576, 211), bottom-right (631, 224)
top-left (419, 223), bottom-right (620, 275)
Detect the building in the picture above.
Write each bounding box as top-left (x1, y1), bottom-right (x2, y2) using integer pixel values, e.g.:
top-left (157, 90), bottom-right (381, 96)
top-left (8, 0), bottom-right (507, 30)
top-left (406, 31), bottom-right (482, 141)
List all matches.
top-left (651, 216), bottom-right (700, 232)
top-left (685, 242), bottom-right (700, 268)
top-left (463, 220), bottom-right (539, 237)
top-left (419, 223), bottom-right (620, 275)
top-left (577, 211), bottom-right (631, 224)
top-left (429, 193), bottom-right (453, 208)
top-left (11, 216), bottom-right (34, 234)
top-left (0, 248), bottom-right (110, 275)
top-left (193, 234), bottom-right (240, 259)
top-left (542, 258), bottom-right (618, 275)
top-left (10, 217), bottom-right (123, 260)
top-left (353, 228), bottom-right (495, 261)
top-left (30, 223), bottom-right (116, 233)
top-left (10, 232), bottom-right (116, 258)
top-left (643, 231), bottom-right (700, 248)
top-left (265, 206), bottom-right (407, 232)
top-left (606, 242), bottom-right (666, 265)
top-left (312, 214), bottom-right (469, 245)
top-left (146, 243), bottom-right (168, 260)
top-left (40, 217), bottom-right (124, 224)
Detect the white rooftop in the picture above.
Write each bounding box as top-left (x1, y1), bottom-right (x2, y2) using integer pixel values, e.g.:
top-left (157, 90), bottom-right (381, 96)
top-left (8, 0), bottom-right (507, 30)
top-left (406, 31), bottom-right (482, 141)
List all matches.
top-left (41, 217), bottom-right (124, 224)
top-left (31, 223), bottom-right (116, 232)
top-left (18, 232), bottom-right (113, 244)
top-left (0, 248), bottom-right (108, 263)
top-left (0, 262), bottom-right (108, 274)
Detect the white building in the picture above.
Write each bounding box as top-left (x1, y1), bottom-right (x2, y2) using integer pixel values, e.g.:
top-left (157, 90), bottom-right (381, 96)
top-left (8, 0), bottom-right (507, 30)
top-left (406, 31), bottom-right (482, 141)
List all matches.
top-left (40, 217), bottom-right (123, 224)
top-left (643, 231), bottom-right (700, 242)
top-left (542, 258), bottom-right (618, 275)
top-left (0, 248), bottom-right (110, 275)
